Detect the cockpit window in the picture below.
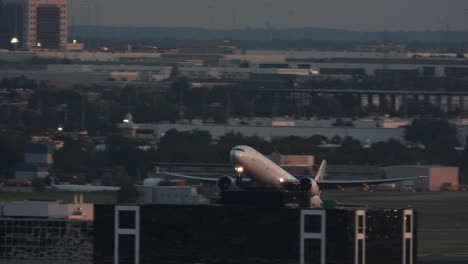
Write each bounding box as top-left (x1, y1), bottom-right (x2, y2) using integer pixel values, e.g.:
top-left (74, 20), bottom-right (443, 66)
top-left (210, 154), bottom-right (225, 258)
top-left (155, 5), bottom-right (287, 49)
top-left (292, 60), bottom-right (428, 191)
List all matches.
top-left (233, 148), bottom-right (245, 152)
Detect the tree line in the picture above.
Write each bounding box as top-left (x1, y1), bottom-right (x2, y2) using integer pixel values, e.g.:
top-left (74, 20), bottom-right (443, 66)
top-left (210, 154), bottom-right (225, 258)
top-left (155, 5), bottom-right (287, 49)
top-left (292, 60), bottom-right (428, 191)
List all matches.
top-left (1, 117), bottom-right (467, 186)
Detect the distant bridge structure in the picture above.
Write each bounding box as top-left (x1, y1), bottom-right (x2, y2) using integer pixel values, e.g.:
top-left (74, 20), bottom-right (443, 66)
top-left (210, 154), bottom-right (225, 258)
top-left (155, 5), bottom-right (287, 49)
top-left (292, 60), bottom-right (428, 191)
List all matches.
top-left (230, 88), bottom-right (468, 114)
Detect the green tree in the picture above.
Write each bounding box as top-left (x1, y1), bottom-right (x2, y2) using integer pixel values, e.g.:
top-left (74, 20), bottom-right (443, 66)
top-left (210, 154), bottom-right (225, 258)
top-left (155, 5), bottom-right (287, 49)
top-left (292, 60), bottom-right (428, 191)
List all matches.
top-left (273, 136), bottom-right (312, 154)
top-left (31, 177), bottom-right (46, 192)
top-left (156, 129), bottom-right (221, 162)
top-left (369, 139), bottom-right (412, 165)
top-left (114, 166), bottom-right (139, 203)
top-left (0, 130), bottom-right (28, 178)
top-left (337, 137), bottom-right (364, 164)
top-left (53, 138), bottom-right (90, 173)
top-left (404, 118), bottom-right (457, 147)
top-left (166, 77), bottom-right (191, 120)
top-left (26, 89), bottom-right (84, 132)
top-left (404, 118), bottom-right (459, 165)
top-left (217, 132), bottom-right (273, 160)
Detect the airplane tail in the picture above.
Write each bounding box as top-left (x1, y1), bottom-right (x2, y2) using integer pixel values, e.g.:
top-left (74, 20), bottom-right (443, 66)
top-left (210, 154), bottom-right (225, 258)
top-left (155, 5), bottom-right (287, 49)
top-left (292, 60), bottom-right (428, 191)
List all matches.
top-left (314, 160), bottom-right (327, 182)
top-left (310, 160), bottom-right (327, 207)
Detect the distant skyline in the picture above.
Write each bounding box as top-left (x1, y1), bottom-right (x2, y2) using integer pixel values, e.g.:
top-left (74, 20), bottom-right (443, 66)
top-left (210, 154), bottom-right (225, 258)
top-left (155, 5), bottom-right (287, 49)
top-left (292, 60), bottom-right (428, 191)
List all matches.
top-left (68, 0), bottom-right (468, 32)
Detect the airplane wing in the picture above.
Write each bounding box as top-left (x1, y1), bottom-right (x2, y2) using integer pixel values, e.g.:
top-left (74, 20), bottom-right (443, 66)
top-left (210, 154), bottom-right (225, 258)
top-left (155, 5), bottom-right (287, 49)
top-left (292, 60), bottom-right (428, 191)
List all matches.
top-left (162, 172), bottom-right (252, 182)
top-left (316, 176), bottom-right (425, 190)
top-left (162, 172), bottom-right (219, 182)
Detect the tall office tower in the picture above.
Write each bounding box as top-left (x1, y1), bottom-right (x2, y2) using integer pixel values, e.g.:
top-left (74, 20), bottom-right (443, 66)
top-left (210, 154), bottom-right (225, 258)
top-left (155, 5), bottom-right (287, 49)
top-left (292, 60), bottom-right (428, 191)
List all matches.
top-left (0, 0), bottom-right (67, 50)
top-left (26, 0), bottom-right (67, 50)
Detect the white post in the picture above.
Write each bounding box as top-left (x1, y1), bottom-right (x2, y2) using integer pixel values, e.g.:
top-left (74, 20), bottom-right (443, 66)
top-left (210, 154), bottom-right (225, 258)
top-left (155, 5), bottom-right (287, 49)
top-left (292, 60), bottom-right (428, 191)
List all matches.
top-left (355, 210), bottom-right (366, 264)
top-left (114, 206), bottom-right (140, 264)
top-left (402, 209), bottom-right (414, 264)
top-left (300, 210), bottom-right (326, 264)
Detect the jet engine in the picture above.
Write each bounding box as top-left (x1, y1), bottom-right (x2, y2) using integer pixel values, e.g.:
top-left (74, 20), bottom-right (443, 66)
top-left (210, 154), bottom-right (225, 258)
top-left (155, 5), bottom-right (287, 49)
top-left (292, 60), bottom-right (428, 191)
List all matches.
top-left (217, 176), bottom-right (236, 191)
top-left (299, 177), bottom-right (320, 196)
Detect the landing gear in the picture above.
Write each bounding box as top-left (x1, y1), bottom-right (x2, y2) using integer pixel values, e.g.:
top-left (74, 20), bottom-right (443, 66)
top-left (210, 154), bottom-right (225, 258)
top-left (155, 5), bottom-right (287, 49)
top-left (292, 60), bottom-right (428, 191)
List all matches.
top-left (234, 165), bottom-right (244, 185)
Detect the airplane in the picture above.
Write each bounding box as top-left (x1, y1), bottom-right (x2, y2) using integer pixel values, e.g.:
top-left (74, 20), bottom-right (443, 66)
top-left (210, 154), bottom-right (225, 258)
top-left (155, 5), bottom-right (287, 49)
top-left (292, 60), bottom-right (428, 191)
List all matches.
top-left (163, 145), bottom-right (425, 206)
top-left (47, 170), bottom-right (120, 192)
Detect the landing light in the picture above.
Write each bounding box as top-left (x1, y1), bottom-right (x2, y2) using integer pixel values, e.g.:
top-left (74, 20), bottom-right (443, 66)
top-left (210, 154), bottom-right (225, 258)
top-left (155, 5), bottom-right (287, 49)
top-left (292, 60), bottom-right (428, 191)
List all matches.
top-left (279, 178), bottom-right (284, 183)
top-left (234, 166), bottom-right (244, 173)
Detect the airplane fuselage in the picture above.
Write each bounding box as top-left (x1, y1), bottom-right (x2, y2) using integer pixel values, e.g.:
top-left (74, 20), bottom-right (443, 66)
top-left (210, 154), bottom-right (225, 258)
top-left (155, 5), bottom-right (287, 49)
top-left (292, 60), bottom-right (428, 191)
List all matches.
top-left (229, 145), bottom-right (299, 188)
top-left (51, 184), bottom-right (120, 192)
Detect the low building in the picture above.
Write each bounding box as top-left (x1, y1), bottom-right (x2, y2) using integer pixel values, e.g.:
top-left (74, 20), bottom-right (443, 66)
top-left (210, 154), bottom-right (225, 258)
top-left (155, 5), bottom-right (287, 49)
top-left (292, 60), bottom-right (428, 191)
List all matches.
top-left (24, 142), bottom-right (53, 165)
top-left (94, 204), bottom-right (417, 264)
top-left (0, 200), bottom-right (94, 264)
top-left (14, 162), bottom-right (49, 180)
top-left (15, 142), bottom-right (53, 180)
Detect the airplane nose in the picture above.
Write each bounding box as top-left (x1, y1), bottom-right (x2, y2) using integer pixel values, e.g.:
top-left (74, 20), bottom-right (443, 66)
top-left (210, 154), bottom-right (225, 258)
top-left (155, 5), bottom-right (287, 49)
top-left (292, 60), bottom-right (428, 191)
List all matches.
top-left (229, 150), bottom-right (242, 164)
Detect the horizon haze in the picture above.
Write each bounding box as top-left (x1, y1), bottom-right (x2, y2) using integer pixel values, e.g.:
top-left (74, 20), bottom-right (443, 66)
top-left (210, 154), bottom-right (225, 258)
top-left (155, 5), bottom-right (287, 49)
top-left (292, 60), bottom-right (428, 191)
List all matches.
top-left (68, 0), bottom-right (468, 32)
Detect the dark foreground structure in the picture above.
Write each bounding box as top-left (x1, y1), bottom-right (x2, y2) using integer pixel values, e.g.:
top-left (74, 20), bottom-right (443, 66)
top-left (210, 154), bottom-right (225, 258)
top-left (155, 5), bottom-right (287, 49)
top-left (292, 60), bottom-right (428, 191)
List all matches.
top-left (94, 204), bottom-right (417, 264)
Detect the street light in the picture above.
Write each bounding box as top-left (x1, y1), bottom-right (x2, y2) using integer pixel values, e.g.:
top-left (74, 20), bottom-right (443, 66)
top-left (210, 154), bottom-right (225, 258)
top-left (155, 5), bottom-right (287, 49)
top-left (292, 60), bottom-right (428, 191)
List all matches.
top-left (10, 37), bottom-right (19, 50)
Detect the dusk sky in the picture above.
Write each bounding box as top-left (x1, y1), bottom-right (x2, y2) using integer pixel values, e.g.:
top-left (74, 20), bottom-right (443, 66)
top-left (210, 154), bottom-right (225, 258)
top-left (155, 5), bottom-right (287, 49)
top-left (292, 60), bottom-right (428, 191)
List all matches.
top-left (69, 0), bottom-right (468, 31)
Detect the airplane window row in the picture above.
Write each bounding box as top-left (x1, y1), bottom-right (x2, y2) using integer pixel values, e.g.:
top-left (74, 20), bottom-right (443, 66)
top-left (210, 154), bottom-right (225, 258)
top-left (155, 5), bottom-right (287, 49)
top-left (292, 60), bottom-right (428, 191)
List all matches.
top-left (233, 148), bottom-right (245, 152)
